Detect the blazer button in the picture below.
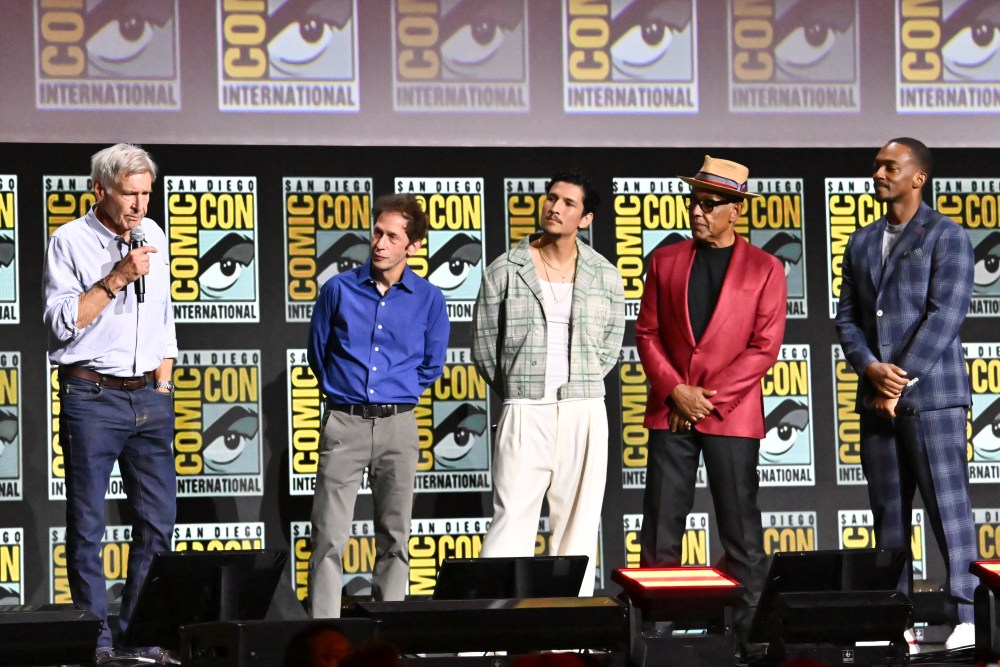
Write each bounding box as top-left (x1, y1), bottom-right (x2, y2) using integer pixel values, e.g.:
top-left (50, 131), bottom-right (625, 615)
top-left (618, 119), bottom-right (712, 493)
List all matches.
top-left (876, 309), bottom-right (884, 317)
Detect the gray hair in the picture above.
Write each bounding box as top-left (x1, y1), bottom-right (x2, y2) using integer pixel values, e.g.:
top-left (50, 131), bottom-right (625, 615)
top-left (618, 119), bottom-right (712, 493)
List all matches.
top-left (90, 143), bottom-right (158, 188)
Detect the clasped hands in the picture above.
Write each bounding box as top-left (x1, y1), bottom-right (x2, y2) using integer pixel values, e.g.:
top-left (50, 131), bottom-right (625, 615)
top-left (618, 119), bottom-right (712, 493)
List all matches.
top-left (865, 361), bottom-right (908, 418)
top-left (668, 384), bottom-right (717, 433)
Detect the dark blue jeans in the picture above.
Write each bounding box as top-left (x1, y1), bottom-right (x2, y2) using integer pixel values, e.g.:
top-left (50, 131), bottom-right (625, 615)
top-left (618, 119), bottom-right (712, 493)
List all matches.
top-left (60, 376), bottom-right (176, 649)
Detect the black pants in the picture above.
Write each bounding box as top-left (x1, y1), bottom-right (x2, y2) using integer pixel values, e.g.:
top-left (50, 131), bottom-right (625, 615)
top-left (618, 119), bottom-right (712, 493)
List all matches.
top-left (640, 428), bottom-right (767, 625)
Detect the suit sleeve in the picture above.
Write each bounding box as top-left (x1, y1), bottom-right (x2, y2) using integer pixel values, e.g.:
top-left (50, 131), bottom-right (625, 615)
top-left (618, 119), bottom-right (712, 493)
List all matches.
top-left (834, 233), bottom-right (879, 375)
top-left (702, 256), bottom-right (787, 418)
top-left (895, 223), bottom-right (974, 383)
top-left (472, 262), bottom-right (504, 394)
top-left (635, 256), bottom-right (684, 407)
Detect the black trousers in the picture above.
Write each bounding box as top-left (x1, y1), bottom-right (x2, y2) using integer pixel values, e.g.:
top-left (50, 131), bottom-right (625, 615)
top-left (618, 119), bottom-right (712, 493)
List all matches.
top-left (640, 428), bottom-right (767, 616)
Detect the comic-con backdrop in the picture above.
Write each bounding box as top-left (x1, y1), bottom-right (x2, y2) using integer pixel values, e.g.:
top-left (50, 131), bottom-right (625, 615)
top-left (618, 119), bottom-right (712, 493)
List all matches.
top-left (1, 143), bottom-right (1000, 608)
top-left (4, 1), bottom-right (1000, 148)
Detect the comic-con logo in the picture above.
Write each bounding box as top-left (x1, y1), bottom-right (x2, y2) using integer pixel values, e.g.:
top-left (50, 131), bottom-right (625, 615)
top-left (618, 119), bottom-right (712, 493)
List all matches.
top-left (825, 178), bottom-right (887, 317)
top-left (728, 0), bottom-right (859, 112)
top-left (392, 0), bottom-right (529, 112)
top-left (173, 522), bottom-right (264, 551)
top-left (43, 175), bottom-right (96, 238)
top-left (504, 178), bottom-right (592, 250)
top-left (623, 513), bottom-right (709, 568)
top-left (563, 0), bottom-right (698, 112)
top-left (839, 509), bottom-right (926, 579)
top-left (737, 179), bottom-right (807, 318)
top-left (413, 349), bottom-right (491, 493)
top-left (291, 521), bottom-right (312, 602)
top-left (832, 345), bottom-right (864, 485)
top-left (613, 178), bottom-right (692, 320)
top-left (974, 509), bottom-right (1000, 559)
top-left (217, 0), bottom-right (359, 112)
top-left (965, 343), bottom-right (1000, 482)
top-left (0, 353), bottom-right (21, 501)
top-left (896, 0), bottom-right (1000, 113)
top-left (48, 360), bottom-right (127, 500)
top-left (166, 177), bottom-right (259, 323)
top-left (288, 350), bottom-right (322, 496)
top-left (174, 350), bottom-right (263, 497)
top-left (284, 177), bottom-right (372, 322)
top-left (936, 179), bottom-right (1000, 316)
top-left (762, 512), bottom-right (816, 554)
top-left (396, 178), bottom-right (485, 323)
top-left (619, 346), bottom-right (706, 490)
top-left (0, 528), bottom-right (22, 604)
top-left (50, 526), bottom-right (131, 604)
top-left (34, 0), bottom-right (180, 110)
top-left (759, 345), bottom-right (814, 486)
top-left (0, 177), bottom-right (18, 324)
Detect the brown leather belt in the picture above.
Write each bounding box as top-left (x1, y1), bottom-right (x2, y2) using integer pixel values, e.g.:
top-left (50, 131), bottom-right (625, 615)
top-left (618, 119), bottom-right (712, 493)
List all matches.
top-left (59, 366), bottom-right (155, 391)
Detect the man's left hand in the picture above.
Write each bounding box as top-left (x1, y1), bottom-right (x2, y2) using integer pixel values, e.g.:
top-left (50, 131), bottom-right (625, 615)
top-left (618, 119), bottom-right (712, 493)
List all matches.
top-left (872, 395), bottom-right (899, 418)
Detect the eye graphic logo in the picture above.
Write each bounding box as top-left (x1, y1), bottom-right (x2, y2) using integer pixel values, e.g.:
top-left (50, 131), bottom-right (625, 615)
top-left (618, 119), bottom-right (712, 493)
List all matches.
top-left (166, 177), bottom-right (260, 323)
top-left (35, 0), bottom-right (180, 110)
top-left (0, 353), bottom-right (21, 501)
top-left (0, 528), bottom-right (22, 604)
top-left (935, 178), bottom-right (1000, 316)
top-left (825, 178), bottom-right (886, 318)
top-left (759, 345), bottom-right (815, 486)
top-left (738, 179), bottom-right (808, 318)
top-left (897, 0), bottom-right (1000, 112)
top-left (416, 349), bottom-right (491, 491)
top-left (564, 0), bottom-right (698, 113)
top-left (393, 0), bottom-right (529, 112)
top-left (613, 177), bottom-right (691, 320)
top-left (965, 344), bottom-right (1000, 483)
top-left (173, 349), bottom-right (263, 497)
top-left (0, 176), bottom-right (18, 324)
top-left (396, 178), bottom-right (485, 323)
top-left (729, 0), bottom-right (859, 112)
top-left (218, 0), bottom-right (359, 112)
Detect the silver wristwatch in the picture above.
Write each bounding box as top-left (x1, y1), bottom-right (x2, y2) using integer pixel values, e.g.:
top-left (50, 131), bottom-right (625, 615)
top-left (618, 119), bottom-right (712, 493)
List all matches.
top-left (155, 380), bottom-right (175, 393)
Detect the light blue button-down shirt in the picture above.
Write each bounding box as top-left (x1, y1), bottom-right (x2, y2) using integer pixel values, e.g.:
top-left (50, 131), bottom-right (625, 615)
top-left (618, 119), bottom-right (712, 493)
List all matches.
top-left (43, 209), bottom-right (177, 376)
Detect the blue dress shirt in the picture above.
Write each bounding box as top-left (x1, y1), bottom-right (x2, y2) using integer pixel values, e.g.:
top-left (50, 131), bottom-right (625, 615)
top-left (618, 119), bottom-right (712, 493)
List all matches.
top-left (308, 261), bottom-right (449, 404)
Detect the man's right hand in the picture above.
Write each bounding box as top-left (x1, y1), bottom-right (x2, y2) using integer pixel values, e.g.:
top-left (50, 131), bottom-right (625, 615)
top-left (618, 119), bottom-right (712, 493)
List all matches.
top-left (111, 246), bottom-right (157, 288)
top-left (669, 383), bottom-right (716, 423)
top-left (865, 361), bottom-right (908, 398)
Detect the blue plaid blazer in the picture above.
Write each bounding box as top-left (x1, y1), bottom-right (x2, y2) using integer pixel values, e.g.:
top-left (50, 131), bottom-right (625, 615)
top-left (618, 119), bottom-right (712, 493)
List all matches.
top-left (835, 201), bottom-right (974, 413)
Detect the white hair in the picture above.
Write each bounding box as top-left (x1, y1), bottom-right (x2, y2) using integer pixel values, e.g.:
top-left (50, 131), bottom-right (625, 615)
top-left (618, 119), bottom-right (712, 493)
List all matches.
top-left (90, 143), bottom-right (158, 188)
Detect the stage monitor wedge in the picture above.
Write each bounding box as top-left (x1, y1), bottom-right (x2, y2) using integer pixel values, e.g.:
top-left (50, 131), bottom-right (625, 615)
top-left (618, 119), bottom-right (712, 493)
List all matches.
top-left (432, 555), bottom-right (587, 600)
top-left (121, 549), bottom-right (288, 651)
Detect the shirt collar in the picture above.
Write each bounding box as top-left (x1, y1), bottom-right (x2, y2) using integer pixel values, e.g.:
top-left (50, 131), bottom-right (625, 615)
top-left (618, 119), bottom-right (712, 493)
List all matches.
top-left (357, 260), bottom-right (416, 293)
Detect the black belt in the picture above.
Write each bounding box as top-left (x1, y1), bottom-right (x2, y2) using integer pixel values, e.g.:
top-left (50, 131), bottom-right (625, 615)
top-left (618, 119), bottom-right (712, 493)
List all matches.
top-left (327, 403), bottom-right (415, 419)
top-left (59, 366), bottom-right (155, 391)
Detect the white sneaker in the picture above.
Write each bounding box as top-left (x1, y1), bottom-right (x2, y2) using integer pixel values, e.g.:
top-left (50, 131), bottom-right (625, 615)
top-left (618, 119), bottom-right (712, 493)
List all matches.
top-left (903, 627), bottom-right (920, 655)
top-left (945, 622), bottom-right (976, 650)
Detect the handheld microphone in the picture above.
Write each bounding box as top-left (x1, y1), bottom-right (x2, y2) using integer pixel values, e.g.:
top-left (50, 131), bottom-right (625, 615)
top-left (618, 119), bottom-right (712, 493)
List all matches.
top-left (130, 228), bottom-right (146, 303)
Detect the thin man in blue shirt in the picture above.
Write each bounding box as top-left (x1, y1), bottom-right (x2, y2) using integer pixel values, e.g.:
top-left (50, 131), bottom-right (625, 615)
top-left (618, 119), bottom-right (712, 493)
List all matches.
top-left (307, 193), bottom-right (449, 618)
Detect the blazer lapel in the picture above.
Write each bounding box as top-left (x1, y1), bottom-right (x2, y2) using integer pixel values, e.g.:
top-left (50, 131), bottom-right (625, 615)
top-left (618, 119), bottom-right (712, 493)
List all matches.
top-left (880, 206), bottom-right (928, 286)
top-left (670, 241), bottom-right (698, 347)
top-left (867, 219), bottom-right (886, 289)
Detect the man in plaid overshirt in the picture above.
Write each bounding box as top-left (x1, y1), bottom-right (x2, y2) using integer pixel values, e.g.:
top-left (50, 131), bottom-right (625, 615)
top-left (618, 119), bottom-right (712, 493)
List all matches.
top-left (472, 169), bottom-right (625, 595)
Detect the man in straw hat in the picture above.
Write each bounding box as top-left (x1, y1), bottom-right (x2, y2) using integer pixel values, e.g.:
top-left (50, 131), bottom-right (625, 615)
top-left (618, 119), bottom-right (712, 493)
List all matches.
top-left (635, 156), bottom-right (787, 654)
top-left (836, 138), bottom-right (977, 652)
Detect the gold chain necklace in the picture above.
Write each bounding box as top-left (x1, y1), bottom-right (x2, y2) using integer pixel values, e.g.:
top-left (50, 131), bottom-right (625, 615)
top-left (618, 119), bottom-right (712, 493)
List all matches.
top-left (539, 250), bottom-right (575, 303)
top-left (538, 246), bottom-right (577, 273)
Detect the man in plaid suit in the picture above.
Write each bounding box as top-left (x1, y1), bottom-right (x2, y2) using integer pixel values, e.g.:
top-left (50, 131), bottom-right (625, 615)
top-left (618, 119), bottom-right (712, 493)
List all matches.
top-left (836, 137), bottom-right (977, 651)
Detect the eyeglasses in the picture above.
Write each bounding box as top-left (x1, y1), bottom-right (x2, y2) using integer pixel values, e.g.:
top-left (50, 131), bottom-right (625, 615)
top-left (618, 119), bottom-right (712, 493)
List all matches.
top-left (687, 197), bottom-right (735, 213)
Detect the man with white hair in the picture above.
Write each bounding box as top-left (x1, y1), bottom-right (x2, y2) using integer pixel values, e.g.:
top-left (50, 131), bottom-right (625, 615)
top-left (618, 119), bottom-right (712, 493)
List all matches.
top-left (43, 143), bottom-right (178, 666)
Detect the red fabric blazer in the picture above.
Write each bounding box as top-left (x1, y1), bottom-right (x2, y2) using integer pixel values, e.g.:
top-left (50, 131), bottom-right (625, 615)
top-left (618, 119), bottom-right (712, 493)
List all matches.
top-left (635, 236), bottom-right (787, 438)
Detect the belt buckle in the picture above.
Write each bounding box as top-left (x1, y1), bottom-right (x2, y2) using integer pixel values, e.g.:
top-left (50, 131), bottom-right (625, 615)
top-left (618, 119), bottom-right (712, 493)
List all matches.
top-left (361, 404), bottom-right (379, 419)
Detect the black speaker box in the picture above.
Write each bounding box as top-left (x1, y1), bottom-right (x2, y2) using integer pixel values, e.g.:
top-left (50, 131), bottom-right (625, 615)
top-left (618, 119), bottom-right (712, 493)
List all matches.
top-left (180, 618), bottom-right (378, 667)
top-left (0, 605), bottom-right (101, 666)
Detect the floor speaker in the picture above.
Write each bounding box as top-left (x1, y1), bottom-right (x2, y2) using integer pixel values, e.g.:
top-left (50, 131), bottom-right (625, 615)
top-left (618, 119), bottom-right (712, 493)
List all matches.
top-left (180, 618), bottom-right (378, 667)
top-left (0, 605), bottom-right (101, 666)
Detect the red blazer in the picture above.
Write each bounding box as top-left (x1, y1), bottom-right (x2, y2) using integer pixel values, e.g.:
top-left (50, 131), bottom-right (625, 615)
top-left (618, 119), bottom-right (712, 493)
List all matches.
top-left (635, 236), bottom-right (787, 438)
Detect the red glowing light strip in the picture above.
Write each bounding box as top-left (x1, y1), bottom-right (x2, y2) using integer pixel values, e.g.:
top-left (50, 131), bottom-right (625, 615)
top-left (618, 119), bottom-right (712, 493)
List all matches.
top-left (618, 568), bottom-right (740, 589)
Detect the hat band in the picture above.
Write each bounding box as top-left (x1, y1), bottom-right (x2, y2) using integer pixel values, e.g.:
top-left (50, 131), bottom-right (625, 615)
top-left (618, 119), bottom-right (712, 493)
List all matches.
top-left (693, 171), bottom-right (748, 193)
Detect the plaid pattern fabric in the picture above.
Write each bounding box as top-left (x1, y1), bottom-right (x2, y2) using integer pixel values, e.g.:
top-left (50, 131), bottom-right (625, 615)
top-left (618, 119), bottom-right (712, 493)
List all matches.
top-left (472, 236), bottom-right (625, 400)
top-left (836, 202), bottom-right (974, 412)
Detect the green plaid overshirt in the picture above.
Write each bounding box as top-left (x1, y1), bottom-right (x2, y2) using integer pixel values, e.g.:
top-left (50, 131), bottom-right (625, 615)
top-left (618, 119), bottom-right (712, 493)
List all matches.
top-left (472, 235), bottom-right (625, 400)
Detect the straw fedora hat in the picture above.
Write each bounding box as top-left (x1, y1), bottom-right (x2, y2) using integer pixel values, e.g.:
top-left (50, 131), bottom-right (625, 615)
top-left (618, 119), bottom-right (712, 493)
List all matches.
top-left (680, 155), bottom-right (762, 199)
